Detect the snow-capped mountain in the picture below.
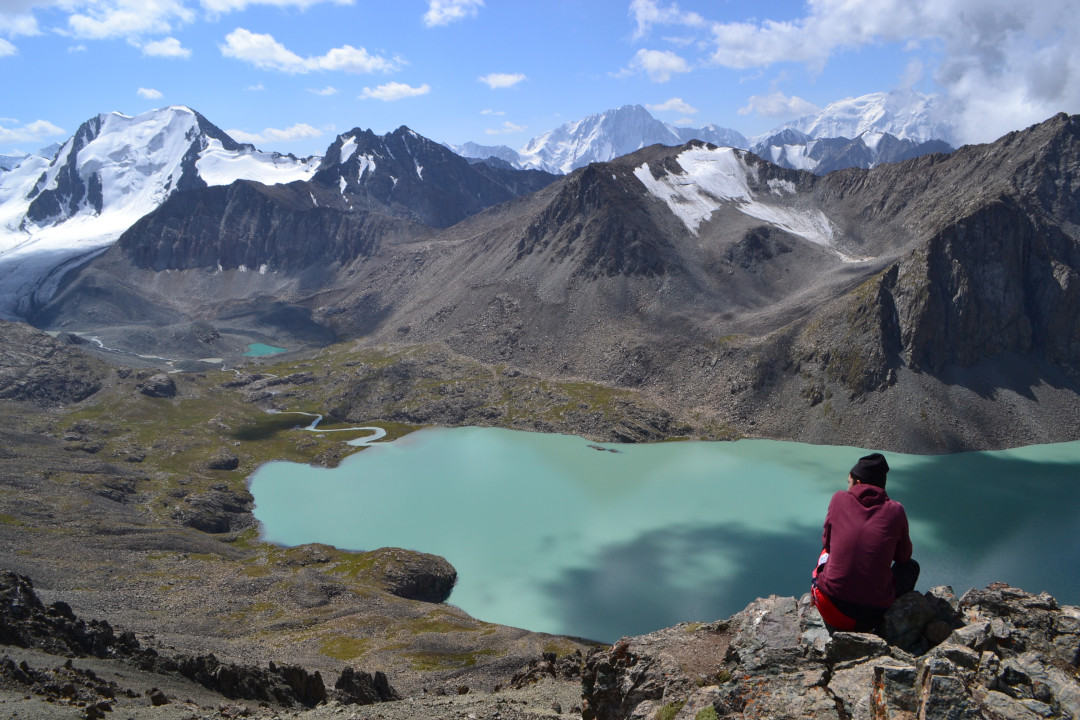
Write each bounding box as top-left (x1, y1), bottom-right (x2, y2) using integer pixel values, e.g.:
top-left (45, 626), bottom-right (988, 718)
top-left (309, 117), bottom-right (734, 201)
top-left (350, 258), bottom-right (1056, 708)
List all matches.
top-left (751, 129), bottom-right (953, 174)
top-left (451, 105), bottom-right (749, 174)
top-left (745, 90), bottom-right (956, 174)
top-left (765, 89), bottom-right (955, 146)
top-left (0, 106), bottom-right (319, 319)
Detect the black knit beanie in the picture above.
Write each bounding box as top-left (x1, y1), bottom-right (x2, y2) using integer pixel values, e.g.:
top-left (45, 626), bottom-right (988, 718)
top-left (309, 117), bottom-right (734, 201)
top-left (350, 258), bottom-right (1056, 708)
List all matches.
top-left (850, 453), bottom-right (889, 488)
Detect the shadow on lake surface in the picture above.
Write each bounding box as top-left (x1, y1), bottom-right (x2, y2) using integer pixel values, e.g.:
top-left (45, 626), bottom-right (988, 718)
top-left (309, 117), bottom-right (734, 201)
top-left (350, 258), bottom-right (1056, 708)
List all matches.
top-left (543, 522), bottom-right (818, 642)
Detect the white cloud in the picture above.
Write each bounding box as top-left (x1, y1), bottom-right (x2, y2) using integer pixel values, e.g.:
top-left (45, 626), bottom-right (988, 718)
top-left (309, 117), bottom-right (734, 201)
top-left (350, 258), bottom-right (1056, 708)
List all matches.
top-left (220, 28), bottom-right (400, 74)
top-left (478, 72), bottom-right (525, 89)
top-left (359, 82), bottom-right (430, 101)
top-left (137, 87), bottom-right (163, 99)
top-left (629, 0), bottom-right (704, 40)
top-left (141, 36), bottom-right (190, 58)
top-left (0, 38), bottom-right (16, 56)
top-left (0, 118), bottom-right (65, 144)
top-left (226, 123), bottom-right (322, 144)
top-left (481, 108), bottom-right (505, 116)
top-left (0, 11), bottom-right (39, 37)
top-left (201, 0), bottom-right (353, 12)
top-left (309, 86), bottom-right (338, 96)
top-left (68, 43), bottom-right (86, 52)
top-left (66, 0), bottom-right (195, 40)
top-left (625, 48), bottom-right (690, 82)
top-left (423, 0), bottom-right (483, 27)
top-left (485, 120), bottom-right (525, 135)
top-left (737, 91), bottom-right (819, 119)
top-left (702, 0), bottom-right (1080, 143)
top-left (646, 97), bottom-right (697, 114)
top-left (246, 83), bottom-right (265, 91)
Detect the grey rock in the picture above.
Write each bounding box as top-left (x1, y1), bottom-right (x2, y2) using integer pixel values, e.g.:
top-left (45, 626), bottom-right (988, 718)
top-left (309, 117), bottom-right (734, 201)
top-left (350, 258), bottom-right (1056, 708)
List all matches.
top-left (170, 488), bottom-right (254, 534)
top-left (826, 632), bottom-right (889, 665)
top-left (871, 664), bottom-right (918, 720)
top-left (976, 689), bottom-right (1043, 720)
top-left (357, 547), bottom-right (457, 603)
top-left (206, 450), bottom-right (240, 471)
top-left (137, 373), bottom-right (176, 398)
top-left (883, 591), bottom-right (941, 654)
top-left (920, 674), bottom-right (981, 720)
top-left (581, 584), bottom-right (1080, 720)
top-left (950, 621), bottom-right (994, 652)
top-left (332, 667), bottom-right (400, 705)
top-left (0, 320), bottom-right (105, 405)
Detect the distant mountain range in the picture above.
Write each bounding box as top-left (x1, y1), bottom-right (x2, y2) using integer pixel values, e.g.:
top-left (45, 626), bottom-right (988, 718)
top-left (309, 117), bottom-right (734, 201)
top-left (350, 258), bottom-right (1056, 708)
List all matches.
top-left (0, 90), bottom-right (957, 319)
top-left (448, 89), bottom-right (956, 175)
top-left (20, 104), bottom-right (1080, 452)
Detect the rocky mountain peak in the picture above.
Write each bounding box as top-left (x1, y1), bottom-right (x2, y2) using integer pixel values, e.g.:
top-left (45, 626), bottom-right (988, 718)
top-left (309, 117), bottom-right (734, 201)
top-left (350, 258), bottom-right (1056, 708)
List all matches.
top-left (311, 125), bottom-right (556, 228)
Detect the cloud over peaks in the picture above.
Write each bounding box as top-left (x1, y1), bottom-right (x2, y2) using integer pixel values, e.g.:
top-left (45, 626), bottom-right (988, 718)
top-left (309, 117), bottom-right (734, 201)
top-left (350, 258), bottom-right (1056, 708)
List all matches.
top-left (220, 28), bottom-right (400, 74)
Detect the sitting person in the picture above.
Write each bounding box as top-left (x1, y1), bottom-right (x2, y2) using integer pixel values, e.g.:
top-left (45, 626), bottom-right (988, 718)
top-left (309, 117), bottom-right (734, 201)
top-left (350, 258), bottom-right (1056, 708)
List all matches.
top-left (811, 453), bottom-right (920, 631)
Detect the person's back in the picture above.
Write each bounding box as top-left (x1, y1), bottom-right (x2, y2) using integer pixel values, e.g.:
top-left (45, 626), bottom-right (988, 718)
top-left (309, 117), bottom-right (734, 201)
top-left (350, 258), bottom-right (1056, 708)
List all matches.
top-left (811, 453), bottom-right (919, 631)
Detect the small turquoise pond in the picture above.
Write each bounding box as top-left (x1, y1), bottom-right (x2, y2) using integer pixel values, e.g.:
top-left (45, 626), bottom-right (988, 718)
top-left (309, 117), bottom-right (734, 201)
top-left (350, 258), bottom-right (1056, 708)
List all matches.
top-left (242, 343), bottom-right (287, 356)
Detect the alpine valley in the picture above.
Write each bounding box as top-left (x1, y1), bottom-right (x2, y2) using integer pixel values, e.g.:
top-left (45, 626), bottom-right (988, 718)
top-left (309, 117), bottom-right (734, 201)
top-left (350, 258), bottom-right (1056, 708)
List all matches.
top-left (4, 100), bottom-right (1079, 453)
top-left (2, 96), bottom-right (1080, 719)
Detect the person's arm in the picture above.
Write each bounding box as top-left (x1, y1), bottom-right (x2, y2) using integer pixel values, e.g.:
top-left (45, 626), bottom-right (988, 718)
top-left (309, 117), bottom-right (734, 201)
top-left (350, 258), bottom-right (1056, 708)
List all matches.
top-left (894, 508), bottom-right (912, 563)
top-left (821, 496), bottom-right (835, 552)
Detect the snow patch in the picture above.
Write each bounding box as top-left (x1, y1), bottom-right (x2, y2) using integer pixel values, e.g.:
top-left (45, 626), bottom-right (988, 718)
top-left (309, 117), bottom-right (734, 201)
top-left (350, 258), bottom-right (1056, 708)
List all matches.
top-left (339, 136), bottom-right (358, 165)
top-left (197, 139), bottom-right (318, 186)
top-left (767, 178), bottom-right (796, 195)
top-left (356, 154), bottom-right (375, 180)
top-left (634, 146), bottom-right (842, 254)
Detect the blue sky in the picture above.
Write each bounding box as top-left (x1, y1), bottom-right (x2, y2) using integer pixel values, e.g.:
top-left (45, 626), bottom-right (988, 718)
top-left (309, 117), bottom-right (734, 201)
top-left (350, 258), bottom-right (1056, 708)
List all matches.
top-left (2, 0), bottom-right (1080, 158)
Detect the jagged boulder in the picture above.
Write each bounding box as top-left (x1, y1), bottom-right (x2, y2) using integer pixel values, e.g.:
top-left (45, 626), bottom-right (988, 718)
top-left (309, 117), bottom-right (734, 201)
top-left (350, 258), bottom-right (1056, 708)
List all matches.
top-left (137, 373), bottom-right (176, 398)
top-left (333, 667), bottom-right (400, 705)
top-left (164, 654), bottom-right (326, 707)
top-left (0, 570), bottom-right (401, 710)
top-left (170, 487), bottom-right (255, 533)
top-left (581, 584), bottom-right (1080, 720)
top-left (358, 547), bottom-right (457, 603)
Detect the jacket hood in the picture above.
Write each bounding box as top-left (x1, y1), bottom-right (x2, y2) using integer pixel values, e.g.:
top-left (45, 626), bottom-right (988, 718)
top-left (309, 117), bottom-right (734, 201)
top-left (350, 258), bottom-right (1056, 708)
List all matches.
top-left (851, 483), bottom-right (889, 508)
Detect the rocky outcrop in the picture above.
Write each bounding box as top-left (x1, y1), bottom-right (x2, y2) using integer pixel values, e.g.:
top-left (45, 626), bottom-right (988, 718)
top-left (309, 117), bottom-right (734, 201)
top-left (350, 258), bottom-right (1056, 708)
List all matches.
top-left (357, 547), bottom-right (458, 603)
top-left (136, 372), bottom-right (176, 398)
top-left (581, 583), bottom-right (1080, 720)
top-left (333, 666), bottom-right (401, 705)
top-left (0, 571), bottom-right (400, 709)
top-left (169, 486), bottom-right (255, 534)
top-left (0, 320), bottom-right (105, 405)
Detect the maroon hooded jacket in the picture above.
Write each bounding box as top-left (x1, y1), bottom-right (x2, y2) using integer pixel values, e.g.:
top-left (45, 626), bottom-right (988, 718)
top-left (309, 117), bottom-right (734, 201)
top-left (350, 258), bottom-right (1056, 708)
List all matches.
top-left (817, 483), bottom-right (912, 609)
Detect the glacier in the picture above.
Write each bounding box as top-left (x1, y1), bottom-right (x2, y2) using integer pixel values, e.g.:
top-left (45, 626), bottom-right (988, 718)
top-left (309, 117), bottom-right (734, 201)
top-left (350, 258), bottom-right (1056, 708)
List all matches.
top-left (0, 106), bottom-right (318, 319)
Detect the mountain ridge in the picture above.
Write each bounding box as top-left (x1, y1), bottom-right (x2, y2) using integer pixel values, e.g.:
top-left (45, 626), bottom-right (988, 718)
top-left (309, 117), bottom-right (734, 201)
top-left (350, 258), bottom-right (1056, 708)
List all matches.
top-left (29, 112), bottom-right (1080, 453)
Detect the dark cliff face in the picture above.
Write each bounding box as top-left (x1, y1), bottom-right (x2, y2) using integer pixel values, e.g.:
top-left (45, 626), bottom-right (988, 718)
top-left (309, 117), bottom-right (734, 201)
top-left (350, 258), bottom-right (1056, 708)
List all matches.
top-left (515, 162), bottom-right (673, 278)
top-left (116, 181), bottom-right (417, 272)
top-left (802, 113), bottom-right (1080, 394)
top-left (312, 126), bottom-right (558, 228)
top-left (23, 117), bottom-right (104, 225)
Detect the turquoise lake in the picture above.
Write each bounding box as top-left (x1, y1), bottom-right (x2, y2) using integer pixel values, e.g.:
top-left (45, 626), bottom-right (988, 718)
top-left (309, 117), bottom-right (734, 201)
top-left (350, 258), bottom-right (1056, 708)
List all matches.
top-left (242, 343), bottom-right (287, 356)
top-left (249, 428), bottom-right (1080, 642)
